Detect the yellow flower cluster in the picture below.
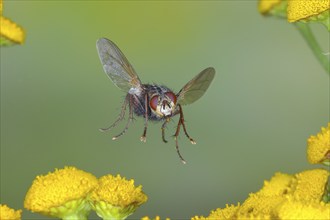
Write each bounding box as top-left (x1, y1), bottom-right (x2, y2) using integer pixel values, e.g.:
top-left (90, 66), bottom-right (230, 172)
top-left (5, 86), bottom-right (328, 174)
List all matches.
top-left (91, 174), bottom-right (147, 208)
top-left (90, 174), bottom-right (148, 219)
top-left (307, 123), bottom-right (330, 165)
top-left (0, 0), bottom-right (25, 45)
top-left (0, 204), bottom-right (22, 220)
top-left (287, 0), bottom-right (330, 22)
top-left (258, 0), bottom-right (287, 17)
top-left (24, 166), bottom-right (147, 220)
top-left (192, 169), bottom-right (329, 219)
top-left (258, 0), bottom-right (282, 14)
top-left (24, 166), bottom-right (98, 218)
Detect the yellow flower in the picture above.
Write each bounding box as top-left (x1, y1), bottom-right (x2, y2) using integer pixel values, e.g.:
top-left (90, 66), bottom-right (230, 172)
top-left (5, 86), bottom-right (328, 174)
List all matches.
top-left (258, 0), bottom-right (282, 14)
top-left (192, 168), bottom-right (329, 219)
top-left (90, 174), bottom-right (148, 220)
top-left (291, 169), bottom-right (329, 201)
top-left (287, 0), bottom-right (330, 22)
top-left (276, 198), bottom-right (330, 219)
top-left (307, 123), bottom-right (330, 165)
top-left (24, 166), bottom-right (98, 220)
top-left (0, 204), bottom-right (22, 220)
top-left (0, 0), bottom-right (25, 45)
top-left (258, 0), bottom-right (288, 17)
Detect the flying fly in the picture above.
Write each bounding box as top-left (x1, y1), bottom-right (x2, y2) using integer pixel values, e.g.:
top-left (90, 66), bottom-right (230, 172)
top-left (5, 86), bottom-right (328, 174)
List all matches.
top-left (96, 38), bottom-right (215, 164)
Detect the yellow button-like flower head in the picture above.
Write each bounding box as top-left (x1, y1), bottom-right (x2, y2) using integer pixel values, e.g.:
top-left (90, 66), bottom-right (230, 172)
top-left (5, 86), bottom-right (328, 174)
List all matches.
top-left (90, 174), bottom-right (148, 220)
top-left (307, 123), bottom-right (330, 165)
top-left (258, 0), bottom-right (282, 14)
top-left (287, 0), bottom-right (330, 30)
top-left (0, 0), bottom-right (25, 45)
top-left (258, 0), bottom-right (288, 18)
top-left (24, 166), bottom-right (98, 219)
top-left (0, 204), bottom-right (22, 220)
top-left (291, 169), bottom-right (329, 201)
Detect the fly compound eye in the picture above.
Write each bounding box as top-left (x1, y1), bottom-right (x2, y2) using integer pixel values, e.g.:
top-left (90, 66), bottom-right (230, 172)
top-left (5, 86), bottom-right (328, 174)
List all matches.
top-left (150, 95), bottom-right (159, 111)
top-left (165, 92), bottom-right (177, 105)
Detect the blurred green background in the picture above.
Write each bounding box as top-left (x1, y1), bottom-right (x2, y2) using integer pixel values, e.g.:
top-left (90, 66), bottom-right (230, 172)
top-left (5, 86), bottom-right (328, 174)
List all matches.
top-left (1, 1), bottom-right (329, 219)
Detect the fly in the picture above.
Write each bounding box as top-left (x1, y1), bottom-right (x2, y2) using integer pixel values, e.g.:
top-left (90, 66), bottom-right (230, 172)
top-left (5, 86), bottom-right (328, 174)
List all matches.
top-left (96, 38), bottom-right (215, 164)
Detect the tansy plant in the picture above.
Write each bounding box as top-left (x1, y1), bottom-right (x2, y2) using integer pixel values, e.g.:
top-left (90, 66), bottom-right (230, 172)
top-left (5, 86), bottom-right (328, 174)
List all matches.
top-left (0, 204), bottom-right (22, 220)
top-left (259, 0), bottom-right (330, 74)
top-left (0, 0), bottom-right (25, 46)
top-left (191, 123), bottom-right (330, 219)
top-left (24, 166), bottom-right (147, 220)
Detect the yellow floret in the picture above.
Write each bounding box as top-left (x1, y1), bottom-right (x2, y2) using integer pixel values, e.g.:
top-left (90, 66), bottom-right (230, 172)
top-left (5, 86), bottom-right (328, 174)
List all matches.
top-left (0, 204), bottom-right (22, 220)
top-left (24, 166), bottom-right (98, 217)
top-left (287, 0), bottom-right (330, 22)
top-left (307, 123), bottom-right (330, 164)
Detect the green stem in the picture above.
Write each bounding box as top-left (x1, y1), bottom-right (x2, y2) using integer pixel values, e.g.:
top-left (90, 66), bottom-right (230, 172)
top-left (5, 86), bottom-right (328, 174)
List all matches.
top-left (294, 22), bottom-right (330, 75)
top-left (62, 213), bottom-right (88, 220)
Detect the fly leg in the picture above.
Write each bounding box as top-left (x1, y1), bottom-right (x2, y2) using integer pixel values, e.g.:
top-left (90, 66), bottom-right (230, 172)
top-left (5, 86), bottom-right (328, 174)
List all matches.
top-left (178, 104), bottom-right (196, 145)
top-left (173, 109), bottom-right (187, 164)
top-left (112, 95), bottom-right (133, 140)
top-left (161, 118), bottom-right (170, 143)
top-left (140, 93), bottom-right (148, 142)
top-left (99, 94), bottom-right (129, 132)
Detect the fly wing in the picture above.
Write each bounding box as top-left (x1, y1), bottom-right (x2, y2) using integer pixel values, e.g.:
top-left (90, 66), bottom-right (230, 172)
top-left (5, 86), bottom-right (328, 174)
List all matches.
top-left (96, 38), bottom-right (142, 93)
top-left (177, 67), bottom-right (215, 105)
